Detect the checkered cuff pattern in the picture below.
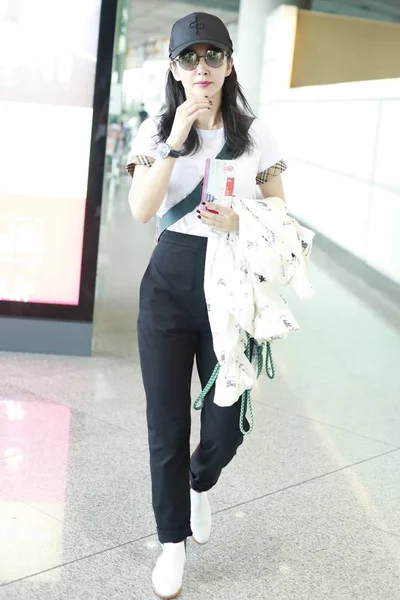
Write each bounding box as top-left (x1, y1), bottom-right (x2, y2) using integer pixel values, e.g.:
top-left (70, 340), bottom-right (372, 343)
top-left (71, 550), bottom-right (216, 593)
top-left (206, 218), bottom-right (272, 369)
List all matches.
top-left (256, 159), bottom-right (287, 185)
top-left (126, 155), bottom-right (155, 177)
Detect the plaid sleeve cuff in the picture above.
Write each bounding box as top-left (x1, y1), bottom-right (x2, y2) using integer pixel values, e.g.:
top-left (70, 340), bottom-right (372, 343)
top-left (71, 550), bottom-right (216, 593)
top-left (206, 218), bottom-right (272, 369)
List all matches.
top-left (256, 159), bottom-right (287, 184)
top-left (126, 155), bottom-right (155, 177)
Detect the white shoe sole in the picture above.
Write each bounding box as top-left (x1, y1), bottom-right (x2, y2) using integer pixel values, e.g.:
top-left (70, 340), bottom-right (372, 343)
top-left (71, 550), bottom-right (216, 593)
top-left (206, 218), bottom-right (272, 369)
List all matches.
top-left (191, 534), bottom-right (208, 545)
top-left (152, 584), bottom-right (182, 599)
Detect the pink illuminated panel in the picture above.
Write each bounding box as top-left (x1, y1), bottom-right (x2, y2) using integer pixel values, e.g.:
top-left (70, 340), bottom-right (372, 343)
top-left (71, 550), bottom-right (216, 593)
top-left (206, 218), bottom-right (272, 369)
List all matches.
top-left (0, 0), bottom-right (102, 305)
top-left (0, 398), bottom-right (71, 581)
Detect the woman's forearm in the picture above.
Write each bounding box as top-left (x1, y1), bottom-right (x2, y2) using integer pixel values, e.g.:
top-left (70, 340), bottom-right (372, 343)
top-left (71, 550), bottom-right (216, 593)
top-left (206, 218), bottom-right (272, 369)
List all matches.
top-left (128, 156), bottom-right (177, 223)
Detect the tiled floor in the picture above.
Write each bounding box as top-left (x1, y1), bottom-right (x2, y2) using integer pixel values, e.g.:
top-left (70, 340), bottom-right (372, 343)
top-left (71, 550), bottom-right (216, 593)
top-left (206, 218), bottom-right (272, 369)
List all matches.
top-left (1, 177), bottom-right (400, 599)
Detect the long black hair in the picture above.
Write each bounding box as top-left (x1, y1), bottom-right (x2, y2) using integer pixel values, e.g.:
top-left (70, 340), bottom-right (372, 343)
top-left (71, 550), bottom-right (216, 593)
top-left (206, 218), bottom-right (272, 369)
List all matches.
top-left (155, 61), bottom-right (255, 158)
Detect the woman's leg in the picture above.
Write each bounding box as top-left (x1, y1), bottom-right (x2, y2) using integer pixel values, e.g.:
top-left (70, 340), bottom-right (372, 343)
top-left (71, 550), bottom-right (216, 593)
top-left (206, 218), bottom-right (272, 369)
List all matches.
top-left (190, 327), bottom-right (245, 492)
top-left (138, 239), bottom-right (201, 544)
top-left (139, 320), bottom-right (196, 543)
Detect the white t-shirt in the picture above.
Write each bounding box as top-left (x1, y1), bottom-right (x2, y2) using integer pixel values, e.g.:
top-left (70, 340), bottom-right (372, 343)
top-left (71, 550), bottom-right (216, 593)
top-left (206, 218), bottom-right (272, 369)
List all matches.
top-left (127, 117), bottom-right (286, 237)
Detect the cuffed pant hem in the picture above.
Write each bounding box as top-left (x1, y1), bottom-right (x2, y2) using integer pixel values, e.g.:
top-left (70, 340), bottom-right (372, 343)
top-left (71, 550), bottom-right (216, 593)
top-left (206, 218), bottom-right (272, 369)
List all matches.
top-left (158, 525), bottom-right (192, 544)
top-left (190, 481), bottom-right (213, 493)
top-left (189, 472), bottom-right (216, 494)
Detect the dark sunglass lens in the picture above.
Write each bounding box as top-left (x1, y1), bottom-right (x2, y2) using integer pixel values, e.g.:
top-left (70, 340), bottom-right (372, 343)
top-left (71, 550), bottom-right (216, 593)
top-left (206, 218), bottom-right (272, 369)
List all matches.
top-left (206, 50), bottom-right (224, 67)
top-left (179, 52), bottom-right (198, 70)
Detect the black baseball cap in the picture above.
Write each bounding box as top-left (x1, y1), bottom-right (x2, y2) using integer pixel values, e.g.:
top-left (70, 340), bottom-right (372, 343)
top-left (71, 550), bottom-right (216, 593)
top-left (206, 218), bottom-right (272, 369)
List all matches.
top-left (169, 12), bottom-right (233, 59)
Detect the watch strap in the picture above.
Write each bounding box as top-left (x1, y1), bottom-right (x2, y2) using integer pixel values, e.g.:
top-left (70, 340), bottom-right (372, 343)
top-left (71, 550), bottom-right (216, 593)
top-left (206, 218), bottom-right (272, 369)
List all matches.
top-left (168, 148), bottom-right (181, 158)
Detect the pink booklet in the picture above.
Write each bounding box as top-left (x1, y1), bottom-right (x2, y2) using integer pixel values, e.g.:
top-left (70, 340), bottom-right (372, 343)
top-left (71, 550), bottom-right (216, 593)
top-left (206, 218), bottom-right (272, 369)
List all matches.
top-left (201, 159), bottom-right (236, 208)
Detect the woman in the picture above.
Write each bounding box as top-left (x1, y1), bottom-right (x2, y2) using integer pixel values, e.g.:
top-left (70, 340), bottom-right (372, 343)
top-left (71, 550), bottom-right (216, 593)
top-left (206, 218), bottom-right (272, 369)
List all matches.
top-left (127, 12), bottom-right (286, 599)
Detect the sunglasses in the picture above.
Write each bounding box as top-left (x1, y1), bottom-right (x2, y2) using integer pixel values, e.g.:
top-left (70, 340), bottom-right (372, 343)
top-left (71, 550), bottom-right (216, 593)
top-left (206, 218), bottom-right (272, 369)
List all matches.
top-left (175, 49), bottom-right (227, 71)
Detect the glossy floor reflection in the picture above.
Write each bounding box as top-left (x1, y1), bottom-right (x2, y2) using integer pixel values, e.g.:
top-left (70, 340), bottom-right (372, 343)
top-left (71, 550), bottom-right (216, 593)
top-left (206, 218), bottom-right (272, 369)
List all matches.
top-left (1, 177), bottom-right (400, 599)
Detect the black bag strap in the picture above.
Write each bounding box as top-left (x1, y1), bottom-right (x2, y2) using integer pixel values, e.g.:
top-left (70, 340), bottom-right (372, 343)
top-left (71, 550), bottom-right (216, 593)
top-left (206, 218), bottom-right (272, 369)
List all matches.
top-left (158, 116), bottom-right (255, 237)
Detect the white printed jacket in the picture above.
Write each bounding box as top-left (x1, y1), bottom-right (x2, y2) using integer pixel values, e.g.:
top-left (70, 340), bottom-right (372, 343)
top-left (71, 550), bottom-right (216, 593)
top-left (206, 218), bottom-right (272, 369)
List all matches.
top-left (205, 197), bottom-right (315, 407)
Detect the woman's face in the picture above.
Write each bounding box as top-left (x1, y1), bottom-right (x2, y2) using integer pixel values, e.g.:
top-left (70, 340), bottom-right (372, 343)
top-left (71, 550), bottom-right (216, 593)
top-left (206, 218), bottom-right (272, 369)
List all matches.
top-left (171, 43), bottom-right (233, 100)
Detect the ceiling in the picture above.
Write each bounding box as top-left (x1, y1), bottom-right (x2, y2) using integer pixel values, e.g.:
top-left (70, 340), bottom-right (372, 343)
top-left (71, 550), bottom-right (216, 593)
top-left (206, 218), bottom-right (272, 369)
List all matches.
top-left (126, 0), bottom-right (400, 55)
top-left (127, 0), bottom-right (238, 50)
top-left (312, 0), bottom-right (400, 21)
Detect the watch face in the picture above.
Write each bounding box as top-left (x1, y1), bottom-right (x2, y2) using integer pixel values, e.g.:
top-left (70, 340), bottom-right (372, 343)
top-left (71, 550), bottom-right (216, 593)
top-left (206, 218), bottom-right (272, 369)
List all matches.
top-left (157, 143), bottom-right (170, 159)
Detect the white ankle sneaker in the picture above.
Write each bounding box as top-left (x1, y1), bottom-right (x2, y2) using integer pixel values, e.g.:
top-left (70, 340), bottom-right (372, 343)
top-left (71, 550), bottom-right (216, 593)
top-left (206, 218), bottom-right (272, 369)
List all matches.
top-left (190, 489), bottom-right (212, 545)
top-left (152, 541), bottom-right (186, 599)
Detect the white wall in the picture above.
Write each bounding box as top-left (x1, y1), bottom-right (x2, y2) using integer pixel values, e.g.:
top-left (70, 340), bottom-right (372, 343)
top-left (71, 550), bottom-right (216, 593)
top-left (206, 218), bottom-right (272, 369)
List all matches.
top-left (258, 8), bottom-right (400, 285)
top-left (260, 79), bottom-right (400, 284)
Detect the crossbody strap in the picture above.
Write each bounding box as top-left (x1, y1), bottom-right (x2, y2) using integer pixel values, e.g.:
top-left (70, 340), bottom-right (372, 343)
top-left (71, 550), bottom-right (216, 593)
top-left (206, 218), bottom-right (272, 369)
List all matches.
top-left (158, 117), bottom-right (255, 238)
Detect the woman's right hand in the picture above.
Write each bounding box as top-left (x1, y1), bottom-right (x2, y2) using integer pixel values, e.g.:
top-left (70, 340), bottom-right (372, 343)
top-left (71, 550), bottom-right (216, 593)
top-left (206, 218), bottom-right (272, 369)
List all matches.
top-left (167, 98), bottom-right (211, 150)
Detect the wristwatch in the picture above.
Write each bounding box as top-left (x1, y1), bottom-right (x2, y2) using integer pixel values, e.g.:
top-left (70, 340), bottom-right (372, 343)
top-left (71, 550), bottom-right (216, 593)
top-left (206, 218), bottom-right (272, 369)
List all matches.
top-left (156, 142), bottom-right (181, 159)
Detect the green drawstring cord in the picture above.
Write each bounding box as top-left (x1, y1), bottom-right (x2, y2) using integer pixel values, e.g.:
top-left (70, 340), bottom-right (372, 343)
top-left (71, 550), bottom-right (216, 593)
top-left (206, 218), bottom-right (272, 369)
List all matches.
top-left (193, 336), bottom-right (275, 435)
top-left (265, 340), bottom-right (275, 380)
top-left (193, 362), bottom-right (220, 411)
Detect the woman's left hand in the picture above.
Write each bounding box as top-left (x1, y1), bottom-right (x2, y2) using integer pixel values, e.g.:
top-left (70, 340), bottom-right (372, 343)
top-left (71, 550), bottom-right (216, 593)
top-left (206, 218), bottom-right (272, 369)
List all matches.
top-left (197, 202), bottom-right (239, 232)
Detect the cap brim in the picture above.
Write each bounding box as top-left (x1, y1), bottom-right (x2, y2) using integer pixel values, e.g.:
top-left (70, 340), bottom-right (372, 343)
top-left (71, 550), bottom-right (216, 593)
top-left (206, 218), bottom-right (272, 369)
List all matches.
top-left (170, 40), bottom-right (231, 59)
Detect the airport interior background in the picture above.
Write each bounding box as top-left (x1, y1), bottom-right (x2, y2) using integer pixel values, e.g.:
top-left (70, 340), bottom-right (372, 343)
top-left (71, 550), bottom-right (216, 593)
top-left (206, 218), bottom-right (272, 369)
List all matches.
top-left (0, 0), bottom-right (400, 598)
